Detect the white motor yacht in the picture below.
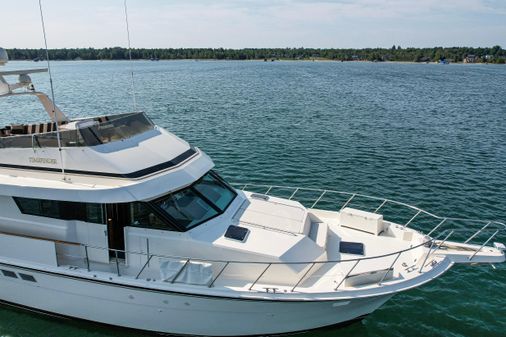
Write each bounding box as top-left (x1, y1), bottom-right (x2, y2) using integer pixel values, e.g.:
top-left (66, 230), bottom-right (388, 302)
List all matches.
top-left (0, 48), bottom-right (504, 336)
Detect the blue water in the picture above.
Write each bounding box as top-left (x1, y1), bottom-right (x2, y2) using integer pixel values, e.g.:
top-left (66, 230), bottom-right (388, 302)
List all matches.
top-left (0, 60), bottom-right (505, 336)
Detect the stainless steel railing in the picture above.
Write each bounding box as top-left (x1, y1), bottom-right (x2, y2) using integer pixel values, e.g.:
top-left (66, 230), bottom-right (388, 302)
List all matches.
top-left (232, 183), bottom-right (506, 248)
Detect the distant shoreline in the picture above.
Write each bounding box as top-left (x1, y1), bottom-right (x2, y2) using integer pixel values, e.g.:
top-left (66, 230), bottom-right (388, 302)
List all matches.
top-left (7, 58), bottom-right (504, 65)
top-left (5, 47), bottom-right (506, 64)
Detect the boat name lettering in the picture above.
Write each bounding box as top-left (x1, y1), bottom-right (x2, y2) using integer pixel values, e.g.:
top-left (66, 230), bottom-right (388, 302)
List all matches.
top-left (29, 157), bottom-right (57, 165)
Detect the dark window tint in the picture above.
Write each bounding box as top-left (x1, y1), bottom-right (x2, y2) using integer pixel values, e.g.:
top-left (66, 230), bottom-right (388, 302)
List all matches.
top-left (156, 188), bottom-right (219, 230)
top-left (152, 171), bottom-right (237, 231)
top-left (129, 202), bottom-right (172, 230)
top-left (14, 197), bottom-right (105, 224)
top-left (193, 173), bottom-right (236, 211)
top-left (1, 270), bottom-right (17, 278)
top-left (339, 241), bottom-right (365, 255)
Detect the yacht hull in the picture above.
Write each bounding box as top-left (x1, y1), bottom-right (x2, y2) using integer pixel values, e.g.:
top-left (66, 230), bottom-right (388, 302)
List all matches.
top-left (0, 264), bottom-right (392, 336)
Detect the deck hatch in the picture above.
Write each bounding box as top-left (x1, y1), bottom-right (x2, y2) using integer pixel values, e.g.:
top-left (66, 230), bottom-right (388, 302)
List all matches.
top-left (224, 225), bottom-right (249, 242)
top-left (339, 241), bottom-right (365, 255)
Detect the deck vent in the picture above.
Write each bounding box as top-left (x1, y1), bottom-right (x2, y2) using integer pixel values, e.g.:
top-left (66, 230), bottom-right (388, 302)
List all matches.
top-left (339, 241), bottom-right (365, 255)
top-left (1, 270), bottom-right (17, 278)
top-left (224, 225), bottom-right (249, 242)
top-left (19, 273), bottom-right (37, 282)
top-left (250, 193), bottom-right (269, 201)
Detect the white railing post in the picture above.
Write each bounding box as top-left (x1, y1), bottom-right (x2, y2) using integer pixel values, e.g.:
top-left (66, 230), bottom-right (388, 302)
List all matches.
top-left (171, 259), bottom-right (191, 283)
top-left (265, 186), bottom-right (273, 195)
top-left (378, 252), bottom-right (401, 285)
top-left (291, 262), bottom-right (316, 292)
top-left (469, 230), bottom-right (499, 261)
top-left (427, 218), bottom-right (447, 236)
top-left (374, 199), bottom-right (387, 213)
top-left (339, 194), bottom-right (356, 211)
top-left (464, 221), bottom-right (491, 244)
top-left (334, 260), bottom-right (360, 290)
top-left (311, 190), bottom-right (327, 208)
top-left (420, 231), bottom-right (454, 272)
top-left (289, 188), bottom-right (300, 200)
top-left (208, 262), bottom-right (230, 288)
top-left (403, 210), bottom-right (422, 229)
top-left (249, 263), bottom-right (272, 291)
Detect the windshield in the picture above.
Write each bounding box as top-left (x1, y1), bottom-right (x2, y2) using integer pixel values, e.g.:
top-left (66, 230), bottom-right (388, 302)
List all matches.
top-left (154, 171), bottom-right (237, 231)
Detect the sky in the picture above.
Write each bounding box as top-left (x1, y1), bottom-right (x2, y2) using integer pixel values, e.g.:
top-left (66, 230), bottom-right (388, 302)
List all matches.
top-left (1, 0), bottom-right (505, 49)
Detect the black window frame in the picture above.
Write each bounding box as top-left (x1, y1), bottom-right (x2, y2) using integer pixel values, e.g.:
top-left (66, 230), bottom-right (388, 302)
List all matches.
top-left (150, 171), bottom-right (237, 232)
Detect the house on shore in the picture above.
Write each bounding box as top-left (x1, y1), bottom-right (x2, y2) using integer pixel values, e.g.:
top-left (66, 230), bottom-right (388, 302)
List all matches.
top-left (464, 54), bottom-right (479, 63)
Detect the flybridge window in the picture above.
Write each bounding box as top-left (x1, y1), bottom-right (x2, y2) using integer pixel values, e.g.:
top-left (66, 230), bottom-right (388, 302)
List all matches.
top-left (13, 197), bottom-right (105, 224)
top-left (0, 112), bottom-right (154, 149)
top-left (153, 171), bottom-right (237, 231)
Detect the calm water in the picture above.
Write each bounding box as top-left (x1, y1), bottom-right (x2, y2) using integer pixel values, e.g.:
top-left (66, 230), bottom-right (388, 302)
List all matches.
top-left (0, 60), bottom-right (505, 337)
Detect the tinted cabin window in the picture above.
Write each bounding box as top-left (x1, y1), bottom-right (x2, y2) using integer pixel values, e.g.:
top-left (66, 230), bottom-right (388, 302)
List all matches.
top-left (152, 171), bottom-right (237, 231)
top-left (129, 202), bottom-right (169, 230)
top-left (156, 188), bottom-right (219, 230)
top-left (193, 173), bottom-right (236, 211)
top-left (14, 197), bottom-right (105, 224)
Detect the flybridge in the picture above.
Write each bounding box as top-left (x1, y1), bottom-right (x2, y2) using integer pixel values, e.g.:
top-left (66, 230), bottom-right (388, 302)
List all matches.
top-left (0, 48), bottom-right (156, 149)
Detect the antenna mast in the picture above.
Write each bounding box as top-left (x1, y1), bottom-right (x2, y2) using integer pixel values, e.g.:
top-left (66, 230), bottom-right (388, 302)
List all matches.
top-left (38, 0), bottom-right (66, 180)
top-left (124, 0), bottom-right (138, 112)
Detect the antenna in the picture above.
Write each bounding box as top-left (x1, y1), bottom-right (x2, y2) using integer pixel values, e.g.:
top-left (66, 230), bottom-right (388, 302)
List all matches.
top-left (38, 0), bottom-right (66, 180)
top-left (124, 0), bottom-right (137, 112)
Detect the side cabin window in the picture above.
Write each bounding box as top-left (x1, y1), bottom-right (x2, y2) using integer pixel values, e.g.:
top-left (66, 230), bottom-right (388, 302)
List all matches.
top-left (129, 202), bottom-right (170, 230)
top-left (13, 197), bottom-right (105, 224)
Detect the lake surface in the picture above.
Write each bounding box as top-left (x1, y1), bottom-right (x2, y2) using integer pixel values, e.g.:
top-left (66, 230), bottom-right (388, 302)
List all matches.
top-left (0, 60), bottom-right (505, 337)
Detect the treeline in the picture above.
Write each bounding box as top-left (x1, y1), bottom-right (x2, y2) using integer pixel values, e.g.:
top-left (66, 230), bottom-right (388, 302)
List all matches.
top-left (6, 46), bottom-right (506, 63)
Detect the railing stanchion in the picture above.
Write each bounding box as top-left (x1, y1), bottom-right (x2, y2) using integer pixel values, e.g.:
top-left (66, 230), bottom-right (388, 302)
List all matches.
top-left (249, 263), bottom-right (271, 291)
top-left (114, 250), bottom-right (121, 276)
top-left (265, 186), bottom-right (273, 195)
top-left (146, 238), bottom-right (150, 267)
top-left (289, 188), bottom-right (299, 200)
top-left (469, 230), bottom-right (499, 261)
top-left (171, 259), bottom-right (191, 284)
top-left (311, 190), bottom-right (327, 209)
top-left (291, 262), bottom-right (316, 292)
top-left (378, 252), bottom-right (401, 285)
top-left (335, 260), bottom-right (360, 290)
top-left (464, 221), bottom-right (491, 244)
top-left (84, 245), bottom-right (90, 272)
top-left (374, 199), bottom-right (387, 213)
top-left (420, 231), bottom-right (454, 272)
top-left (136, 254), bottom-right (153, 279)
top-left (427, 218), bottom-right (446, 236)
top-left (241, 184), bottom-right (248, 191)
top-left (340, 194), bottom-right (356, 211)
top-left (403, 210), bottom-right (421, 229)
top-left (209, 262), bottom-right (230, 288)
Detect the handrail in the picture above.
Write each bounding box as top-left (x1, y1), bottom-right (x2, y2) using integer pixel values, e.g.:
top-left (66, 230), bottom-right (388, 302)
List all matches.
top-left (233, 183), bottom-right (506, 234)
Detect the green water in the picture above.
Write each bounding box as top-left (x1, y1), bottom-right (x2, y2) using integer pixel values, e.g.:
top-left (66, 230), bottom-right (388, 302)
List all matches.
top-left (0, 60), bottom-right (505, 337)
